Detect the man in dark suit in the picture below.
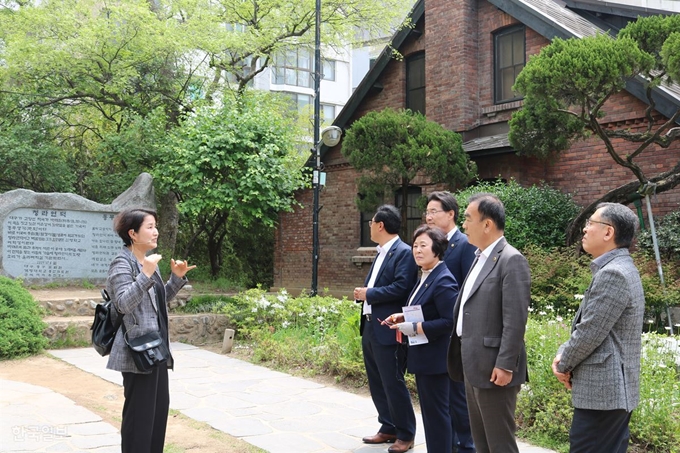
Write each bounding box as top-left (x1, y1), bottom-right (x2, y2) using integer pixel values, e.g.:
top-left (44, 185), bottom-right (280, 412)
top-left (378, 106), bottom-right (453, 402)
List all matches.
top-left (447, 193), bottom-right (531, 453)
top-left (354, 204), bottom-right (418, 453)
top-left (426, 191), bottom-right (476, 453)
top-left (552, 203), bottom-right (644, 453)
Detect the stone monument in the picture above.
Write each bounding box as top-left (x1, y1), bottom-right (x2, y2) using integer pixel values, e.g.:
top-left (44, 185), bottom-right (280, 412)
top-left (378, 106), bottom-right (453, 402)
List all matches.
top-left (0, 173), bottom-right (155, 284)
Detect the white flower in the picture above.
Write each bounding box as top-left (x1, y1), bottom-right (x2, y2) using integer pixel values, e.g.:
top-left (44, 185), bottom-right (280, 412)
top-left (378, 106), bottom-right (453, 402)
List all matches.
top-left (539, 311), bottom-right (547, 316)
top-left (256, 297), bottom-right (270, 309)
top-left (271, 303), bottom-right (284, 310)
top-left (281, 321), bottom-right (290, 328)
top-left (277, 294), bottom-right (288, 303)
top-left (574, 294), bottom-right (584, 300)
top-left (556, 316), bottom-right (563, 322)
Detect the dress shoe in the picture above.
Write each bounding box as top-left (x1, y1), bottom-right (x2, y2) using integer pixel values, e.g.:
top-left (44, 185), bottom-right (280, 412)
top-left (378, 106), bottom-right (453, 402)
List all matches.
top-left (362, 432), bottom-right (397, 444)
top-left (387, 439), bottom-right (414, 453)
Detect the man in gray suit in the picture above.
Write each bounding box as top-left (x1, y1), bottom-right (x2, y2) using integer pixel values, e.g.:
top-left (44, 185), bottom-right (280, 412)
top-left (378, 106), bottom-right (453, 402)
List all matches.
top-left (447, 193), bottom-right (531, 453)
top-left (552, 202), bottom-right (644, 453)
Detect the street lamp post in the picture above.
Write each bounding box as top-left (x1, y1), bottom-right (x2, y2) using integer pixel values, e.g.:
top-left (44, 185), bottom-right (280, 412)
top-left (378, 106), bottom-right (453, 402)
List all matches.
top-left (311, 0), bottom-right (342, 296)
top-left (311, 0), bottom-right (322, 296)
top-left (310, 124), bottom-right (342, 296)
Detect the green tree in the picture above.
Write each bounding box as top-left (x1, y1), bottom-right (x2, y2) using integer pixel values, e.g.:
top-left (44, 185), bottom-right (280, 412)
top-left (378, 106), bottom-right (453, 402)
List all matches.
top-left (509, 15), bottom-right (680, 245)
top-left (181, 0), bottom-right (412, 95)
top-left (342, 108), bottom-right (477, 239)
top-left (0, 0), bottom-right (197, 253)
top-left (154, 92), bottom-right (307, 277)
top-left (0, 0), bottom-right (412, 260)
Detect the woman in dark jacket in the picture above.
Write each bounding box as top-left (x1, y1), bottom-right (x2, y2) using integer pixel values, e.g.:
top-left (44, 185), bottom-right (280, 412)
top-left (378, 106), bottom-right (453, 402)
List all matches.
top-left (383, 224), bottom-right (458, 453)
top-left (106, 208), bottom-right (195, 453)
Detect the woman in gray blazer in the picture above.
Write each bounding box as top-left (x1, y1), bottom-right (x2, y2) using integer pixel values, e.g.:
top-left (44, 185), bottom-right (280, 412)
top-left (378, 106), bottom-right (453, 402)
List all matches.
top-left (106, 208), bottom-right (195, 453)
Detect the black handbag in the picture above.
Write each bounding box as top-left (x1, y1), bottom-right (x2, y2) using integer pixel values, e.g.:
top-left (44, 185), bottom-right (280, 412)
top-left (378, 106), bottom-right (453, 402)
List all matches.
top-left (90, 289), bottom-right (122, 357)
top-left (123, 275), bottom-right (170, 372)
top-left (125, 330), bottom-right (170, 372)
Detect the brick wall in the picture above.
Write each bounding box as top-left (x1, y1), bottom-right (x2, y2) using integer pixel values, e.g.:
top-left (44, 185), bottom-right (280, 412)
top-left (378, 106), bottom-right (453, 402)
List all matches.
top-left (272, 0), bottom-right (680, 296)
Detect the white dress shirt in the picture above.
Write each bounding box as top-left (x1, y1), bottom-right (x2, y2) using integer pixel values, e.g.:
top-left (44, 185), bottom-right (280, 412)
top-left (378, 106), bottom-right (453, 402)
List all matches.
top-left (456, 236), bottom-right (504, 336)
top-left (363, 236), bottom-right (399, 315)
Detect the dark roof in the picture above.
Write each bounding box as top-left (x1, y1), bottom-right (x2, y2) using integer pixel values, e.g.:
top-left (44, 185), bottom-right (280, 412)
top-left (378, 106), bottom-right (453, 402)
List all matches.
top-left (324, 0), bottom-right (680, 158)
top-left (462, 133), bottom-right (514, 156)
top-left (563, 0), bottom-right (680, 18)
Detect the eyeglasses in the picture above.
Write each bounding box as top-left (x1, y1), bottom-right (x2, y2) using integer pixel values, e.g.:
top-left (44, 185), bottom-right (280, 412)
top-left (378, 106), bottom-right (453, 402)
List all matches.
top-left (423, 209), bottom-right (445, 217)
top-left (368, 220), bottom-right (380, 227)
top-left (585, 218), bottom-right (612, 228)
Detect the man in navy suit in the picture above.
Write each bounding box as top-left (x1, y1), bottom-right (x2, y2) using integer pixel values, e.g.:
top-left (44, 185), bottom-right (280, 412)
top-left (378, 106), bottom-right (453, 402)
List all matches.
top-left (354, 205), bottom-right (418, 453)
top-left (426, 191), bottom-right (477, 453)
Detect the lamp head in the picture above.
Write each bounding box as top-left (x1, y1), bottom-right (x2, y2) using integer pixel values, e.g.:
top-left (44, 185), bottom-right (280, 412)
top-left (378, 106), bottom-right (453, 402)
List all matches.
top-left (320, 126), bottom-right (342, 147)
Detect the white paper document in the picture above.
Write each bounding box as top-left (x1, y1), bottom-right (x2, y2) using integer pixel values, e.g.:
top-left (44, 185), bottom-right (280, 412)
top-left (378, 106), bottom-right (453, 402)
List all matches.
top-left (402, 305), bottom-right (429, 346)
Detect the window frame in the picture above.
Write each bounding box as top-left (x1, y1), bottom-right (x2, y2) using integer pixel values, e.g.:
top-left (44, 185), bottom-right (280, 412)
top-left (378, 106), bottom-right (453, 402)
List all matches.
top-left (405, 52), bottom-right (426, 115)
top-left (493, 25), bottom-right (526, 104)
top-left (395, 186), bottom-right (423, 244)
top-left (320, 103), bottom-right (336, 126)
top-left (271, 48), bottom-right (313, 88)
top-left (322, 59), bottom-right (336, 81)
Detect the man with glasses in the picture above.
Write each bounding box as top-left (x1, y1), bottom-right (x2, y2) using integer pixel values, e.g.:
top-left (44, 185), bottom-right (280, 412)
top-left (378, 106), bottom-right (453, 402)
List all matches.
top-left (354, 205), bottom-right (417, 453)
top-left (552, 203), bottom-right (645, 453)
top-left (425, 191), bottom-right (476, 453)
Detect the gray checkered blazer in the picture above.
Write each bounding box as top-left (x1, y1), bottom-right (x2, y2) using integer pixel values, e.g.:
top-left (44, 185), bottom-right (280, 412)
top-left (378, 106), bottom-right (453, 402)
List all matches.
top-left (105, 247), bottom-right (186, 374)
top-left (557, 248), bottom-right (645, 411)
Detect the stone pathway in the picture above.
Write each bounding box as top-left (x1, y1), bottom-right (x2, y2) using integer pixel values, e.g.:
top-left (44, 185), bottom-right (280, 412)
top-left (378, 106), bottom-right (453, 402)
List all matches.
top-left (1, 344), bottom-right (557, 452)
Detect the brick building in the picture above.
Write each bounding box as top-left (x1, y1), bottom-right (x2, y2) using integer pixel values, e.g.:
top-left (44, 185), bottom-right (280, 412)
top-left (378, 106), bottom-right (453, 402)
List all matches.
top-left (273, 0), bottom-right (680, 297)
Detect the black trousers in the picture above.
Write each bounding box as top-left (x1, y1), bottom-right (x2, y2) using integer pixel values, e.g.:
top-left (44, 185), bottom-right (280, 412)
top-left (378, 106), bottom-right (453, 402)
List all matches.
top-left (450, 379), bottom-right (475, 452)
top-left (121, 362), bottom-right (169, 453)
top-left (570, 408), bottom-right (632, 453)
top-left (362, 321), bottom-right (416, 441)
top-left (416, 373), bottom-right (452, 453)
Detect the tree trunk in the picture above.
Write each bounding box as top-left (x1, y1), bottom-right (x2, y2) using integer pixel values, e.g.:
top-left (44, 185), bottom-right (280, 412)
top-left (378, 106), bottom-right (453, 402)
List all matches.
top-left (157, 190), bottom-right (180, 256)
top-left (566, 164), bottom-right (680, 245)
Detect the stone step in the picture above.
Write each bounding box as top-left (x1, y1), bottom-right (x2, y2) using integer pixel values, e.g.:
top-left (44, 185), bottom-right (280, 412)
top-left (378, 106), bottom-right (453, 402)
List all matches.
top-left (34, 286), bottom-right (195, 317)
top-left (43, 313), bottom-right (232, 347)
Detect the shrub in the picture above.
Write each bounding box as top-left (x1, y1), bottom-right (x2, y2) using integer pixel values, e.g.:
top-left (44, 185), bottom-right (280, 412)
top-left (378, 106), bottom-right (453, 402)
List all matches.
top-left (632, 334), bottom-right (680, 451)
top-left (517, 317), bottom-right (572, 452)
top-left (217, 288), bottom-right (365, 382)
top-left (0, 277), bottom-right (47, 359)
top-left (523, 245), bottom-right (592, 316)
top-left (174, 294), bottom-right (237, 314)
top-left (454, 178), bottom-right (581, 250)
top-left (638, 211), bottom-right (680, 262)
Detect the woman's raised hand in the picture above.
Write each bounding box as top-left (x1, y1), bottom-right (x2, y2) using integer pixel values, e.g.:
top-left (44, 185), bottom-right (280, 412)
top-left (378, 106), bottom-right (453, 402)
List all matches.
top-left (171, 259), bottom-right (197, 278)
